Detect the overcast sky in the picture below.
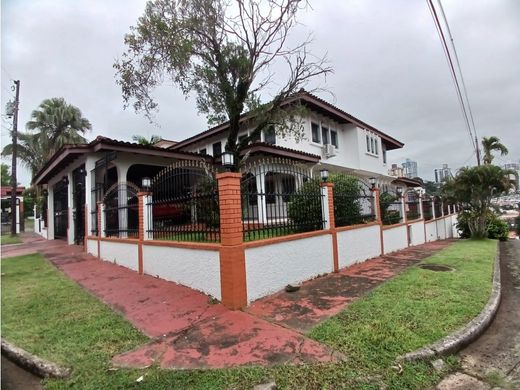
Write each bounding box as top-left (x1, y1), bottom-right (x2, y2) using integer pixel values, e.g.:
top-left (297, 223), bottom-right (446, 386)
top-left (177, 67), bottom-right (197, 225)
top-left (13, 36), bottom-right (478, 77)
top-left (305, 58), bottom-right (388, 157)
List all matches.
top-left (2, 0), bottom-right (519, 186)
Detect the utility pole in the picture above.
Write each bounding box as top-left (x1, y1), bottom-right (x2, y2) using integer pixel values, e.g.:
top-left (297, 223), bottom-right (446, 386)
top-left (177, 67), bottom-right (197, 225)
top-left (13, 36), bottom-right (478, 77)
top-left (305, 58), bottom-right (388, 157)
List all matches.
top-left (475, 135), bottom-right (481, 166)
top-left (10, 80), bottom-right (20, 235)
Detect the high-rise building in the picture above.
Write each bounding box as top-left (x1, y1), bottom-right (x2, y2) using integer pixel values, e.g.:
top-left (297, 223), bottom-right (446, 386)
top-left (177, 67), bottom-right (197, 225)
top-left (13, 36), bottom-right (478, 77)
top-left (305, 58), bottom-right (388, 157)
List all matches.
top-left (402, 158), bottom-right (418, 179)
top-left (434, 164), bottom-right (452, 183)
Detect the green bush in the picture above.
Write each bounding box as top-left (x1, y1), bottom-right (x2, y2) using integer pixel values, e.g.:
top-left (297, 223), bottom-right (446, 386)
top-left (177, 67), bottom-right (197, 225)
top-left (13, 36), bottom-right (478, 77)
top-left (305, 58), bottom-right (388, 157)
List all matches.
top-left (287, 178), bottom-right (323, 232)
top-left (331, 174), bottom-right (364, 226)
top-left (380, 192), bottom-right (401, 225)
top-left (457, 211), bottom-right (509, 241)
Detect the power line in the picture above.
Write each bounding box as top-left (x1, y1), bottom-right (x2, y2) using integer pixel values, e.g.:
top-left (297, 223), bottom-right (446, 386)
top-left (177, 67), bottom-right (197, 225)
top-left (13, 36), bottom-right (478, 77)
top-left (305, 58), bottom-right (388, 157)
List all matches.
top-left (426, 0), bottom-right (479, 164)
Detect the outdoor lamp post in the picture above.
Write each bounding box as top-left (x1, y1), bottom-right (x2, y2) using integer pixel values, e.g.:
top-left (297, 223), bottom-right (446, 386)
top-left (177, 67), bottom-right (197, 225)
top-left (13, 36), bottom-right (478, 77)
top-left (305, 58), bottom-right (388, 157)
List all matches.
top-left (141, 177), bottom-right (151, 191)
top-left (320, 168), bottom-right (329, 182)
top-left (369, 177), bottom-right (376, 189)
top-left (222, 151), bottom-right (235, 171)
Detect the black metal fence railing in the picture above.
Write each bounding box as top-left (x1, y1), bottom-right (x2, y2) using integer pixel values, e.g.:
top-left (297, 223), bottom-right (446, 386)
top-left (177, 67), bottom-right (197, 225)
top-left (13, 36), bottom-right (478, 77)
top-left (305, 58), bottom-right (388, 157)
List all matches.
top-left (241, 159), bottom-right (324, 241)
top-left (103, 182), bottom-right (139, 238)
top-left (332, 174), bottom-right (375, 227)
top-left (379, 191), bottom-right (402, 225)
top-left (422, 199), bottom-right (433, 221)
top-left (147, 162), bottom-right (220, 243)
top-left (434, 199), bottom-right (442, 218)
top-left (443, 202), bottom-right (449, 215)
top-left (90, 182), bottom-right (103, 236)
top-left (405, 201), bottom-right (421, 221)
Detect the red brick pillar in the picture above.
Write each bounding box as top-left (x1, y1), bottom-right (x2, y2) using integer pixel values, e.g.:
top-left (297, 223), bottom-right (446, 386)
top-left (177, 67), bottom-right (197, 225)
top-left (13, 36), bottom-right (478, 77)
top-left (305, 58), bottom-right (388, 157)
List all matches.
top-left (373, 187), bottom-right (384, 255)
top-left (217, 172), bottom-right (247, 310)
top-left (137, 192), bottom-right (150, 275)
top-left (321, 182), bottom-right (338, 272)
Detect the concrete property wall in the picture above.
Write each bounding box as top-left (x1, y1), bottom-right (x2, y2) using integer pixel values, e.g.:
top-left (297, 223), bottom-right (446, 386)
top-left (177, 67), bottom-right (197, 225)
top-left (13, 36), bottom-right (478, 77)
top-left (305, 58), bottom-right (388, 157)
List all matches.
top-left (337, 224), bottom-right (381, 269)
top-left (436, 219), bottom-right (447, 240)
top-left (86, 239), bottom-right (97, 257)
top-left (408, 221), bottom-right (426, 247)
top-left (99, 240), bottom-right (139, 271)
top-left (245, 233), bottom-right (334, 302)
top-left (425, 221), bottom-right (438, 242)
top-left (382, 224), bottom-right (408, 254)
top-left (142, 244), bottom-right (222, 300)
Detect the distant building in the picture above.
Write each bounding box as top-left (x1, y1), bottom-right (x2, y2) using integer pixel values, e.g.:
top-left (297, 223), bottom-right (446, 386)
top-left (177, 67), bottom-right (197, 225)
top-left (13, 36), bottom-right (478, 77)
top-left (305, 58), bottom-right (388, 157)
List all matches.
top-left (503, 162), bottom-right (519, 190)
top-left (388, 163), bottom-right (404, 177)
top-left (434, 164), bottom-right (452, 183)
top-left (402, 158), bottom-right (418, 179)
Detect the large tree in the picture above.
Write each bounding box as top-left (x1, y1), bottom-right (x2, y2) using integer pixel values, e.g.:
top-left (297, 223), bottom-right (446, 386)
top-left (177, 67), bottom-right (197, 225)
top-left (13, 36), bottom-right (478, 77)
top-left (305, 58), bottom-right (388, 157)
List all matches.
top-left (442, 165), bottom-right (514, 238)
top-left (481, 136), bottom-right (508, 165)
top-left (115, 0), bottom-right (332, 168)
top-left (2, 98), bottom-right (91, 178)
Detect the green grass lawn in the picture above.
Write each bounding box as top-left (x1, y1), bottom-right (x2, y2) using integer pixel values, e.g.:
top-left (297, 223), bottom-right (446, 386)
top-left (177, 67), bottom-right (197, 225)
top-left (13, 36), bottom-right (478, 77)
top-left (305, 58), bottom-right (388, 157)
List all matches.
top-left (1, 234), bottom-right (22, 245)
top-left (1, 239), bottom-right (496, 389)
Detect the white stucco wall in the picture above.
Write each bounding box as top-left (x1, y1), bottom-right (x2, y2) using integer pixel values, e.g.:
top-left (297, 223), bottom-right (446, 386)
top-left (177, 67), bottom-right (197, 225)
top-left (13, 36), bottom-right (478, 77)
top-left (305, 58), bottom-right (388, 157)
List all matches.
top-left (382, 225), bottom-right (408, 254)
top-left (245, 234), bottom-right (334, 302)
top-left (142, 245), bottom-right (221, 300)
top-left (436, 219), bottom-right (447, 240)
top-left (451, 215), bottom-right (460, 238)
top-left (99, 240), bottom-right (139, 271)
top-left (87, 239), bottom-right (98, 257)
top-left (337, 224), bottom-right (381, 268)
top-left (408, 221), bottom-right (426, 246)
top-left (444, 216), bottom-right (453, 238)
top-left (425, 221), bottom-right (438, 242)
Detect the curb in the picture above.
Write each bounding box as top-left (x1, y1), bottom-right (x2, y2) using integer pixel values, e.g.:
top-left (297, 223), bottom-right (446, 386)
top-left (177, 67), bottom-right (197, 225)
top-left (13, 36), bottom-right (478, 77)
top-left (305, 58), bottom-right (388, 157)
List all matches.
top-left (1, 338), bottom-right (71, 378)
top-left (397, 243), bottom-right (501, 362)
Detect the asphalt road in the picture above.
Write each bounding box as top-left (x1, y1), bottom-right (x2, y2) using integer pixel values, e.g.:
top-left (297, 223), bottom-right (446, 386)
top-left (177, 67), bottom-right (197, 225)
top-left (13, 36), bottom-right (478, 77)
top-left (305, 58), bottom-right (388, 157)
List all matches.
top-left (1, 355), bottom-right (41, 390)
top-left (438, 239), bottom-right (520, 389)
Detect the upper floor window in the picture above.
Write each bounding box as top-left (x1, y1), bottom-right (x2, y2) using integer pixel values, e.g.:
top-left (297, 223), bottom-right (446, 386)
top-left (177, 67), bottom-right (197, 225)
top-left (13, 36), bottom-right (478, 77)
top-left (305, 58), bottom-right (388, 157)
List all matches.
top-left (250, 131), bottom-right (261, 143)
top-left (383, 145), bottom-right (387, 164)
top-left (321, 126), bottom-right (329, 145)
top-left (199, 148), bottom-right (207, 155)
top-left (366, 132), bottom-right (379, 156)
top-left (264, 126), bottom-right (276, 145)
top-left (212, 142), bottom-right (222, 157)
top-left (311, 122), bottom-right (320, 143)
top-left (238, 134), bottom-right (248, 144)
top-left (330, 130), bottom-right (338, 148)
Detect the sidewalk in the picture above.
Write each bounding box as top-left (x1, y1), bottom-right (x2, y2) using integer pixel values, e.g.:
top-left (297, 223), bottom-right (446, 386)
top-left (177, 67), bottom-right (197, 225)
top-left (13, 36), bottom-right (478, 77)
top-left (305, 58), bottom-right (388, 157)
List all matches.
top-left (2, 233), bottom-right (454, 369)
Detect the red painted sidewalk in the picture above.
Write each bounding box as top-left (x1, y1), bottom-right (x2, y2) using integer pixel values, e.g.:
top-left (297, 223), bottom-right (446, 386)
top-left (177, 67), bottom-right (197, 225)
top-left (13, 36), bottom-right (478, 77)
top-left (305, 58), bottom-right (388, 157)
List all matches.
top-left (2, 233), bottom-right (454, 369)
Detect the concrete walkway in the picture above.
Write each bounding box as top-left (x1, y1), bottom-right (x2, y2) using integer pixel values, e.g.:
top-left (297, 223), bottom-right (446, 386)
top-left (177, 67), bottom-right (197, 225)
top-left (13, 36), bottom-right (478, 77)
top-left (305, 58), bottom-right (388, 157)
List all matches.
top-left (2, 233), bottom-right (454, 369)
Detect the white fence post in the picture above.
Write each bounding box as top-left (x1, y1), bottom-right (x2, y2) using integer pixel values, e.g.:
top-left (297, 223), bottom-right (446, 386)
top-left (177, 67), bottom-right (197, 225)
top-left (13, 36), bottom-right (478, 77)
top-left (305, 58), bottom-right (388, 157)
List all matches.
top-left (320, 184), bottom-right (330, 230)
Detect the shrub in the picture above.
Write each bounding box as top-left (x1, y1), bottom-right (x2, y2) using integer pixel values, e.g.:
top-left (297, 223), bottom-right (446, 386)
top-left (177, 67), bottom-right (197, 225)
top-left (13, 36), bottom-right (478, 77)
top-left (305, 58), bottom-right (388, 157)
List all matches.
top-left (379, 192), bottom-right (401, 225)
top-left (287, 178), bottom-right (323, 232)
top-left (457, 211), bottom-right (509, 241)
top-left (331, 174), bottom-right (364, 226)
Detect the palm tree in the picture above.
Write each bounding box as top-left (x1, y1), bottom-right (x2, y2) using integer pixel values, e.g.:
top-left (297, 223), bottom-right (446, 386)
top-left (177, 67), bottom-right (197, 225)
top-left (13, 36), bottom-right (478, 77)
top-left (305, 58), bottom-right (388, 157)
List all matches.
top-left (481, 136), bottom-right (508, 165)
top-left (2, 98), bottom-right (92, 178)
top-left (132, 134), bottom-right (162, 146)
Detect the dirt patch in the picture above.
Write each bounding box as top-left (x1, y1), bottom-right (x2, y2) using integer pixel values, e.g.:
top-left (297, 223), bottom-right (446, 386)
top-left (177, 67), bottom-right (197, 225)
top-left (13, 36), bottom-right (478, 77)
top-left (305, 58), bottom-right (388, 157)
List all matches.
top-left (418, 264), bottom-right (454, 272)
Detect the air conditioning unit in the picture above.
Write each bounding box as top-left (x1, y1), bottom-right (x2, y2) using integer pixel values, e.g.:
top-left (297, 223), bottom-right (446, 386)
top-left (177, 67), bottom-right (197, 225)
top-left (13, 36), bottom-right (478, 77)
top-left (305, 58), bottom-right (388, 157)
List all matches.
top-left (323, 144), bottom-right (336, 158)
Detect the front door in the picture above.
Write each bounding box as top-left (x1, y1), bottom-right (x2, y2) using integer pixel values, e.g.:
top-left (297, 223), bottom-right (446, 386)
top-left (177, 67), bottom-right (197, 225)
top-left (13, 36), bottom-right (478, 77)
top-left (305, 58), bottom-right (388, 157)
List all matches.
top-left (53, 180), bottom-right (68, 239)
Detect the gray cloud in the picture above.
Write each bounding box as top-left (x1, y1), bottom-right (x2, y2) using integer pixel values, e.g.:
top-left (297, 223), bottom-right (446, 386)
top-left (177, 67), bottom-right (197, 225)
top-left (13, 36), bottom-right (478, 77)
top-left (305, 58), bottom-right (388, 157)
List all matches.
top-left (2, 0), bottom-right (519, 185)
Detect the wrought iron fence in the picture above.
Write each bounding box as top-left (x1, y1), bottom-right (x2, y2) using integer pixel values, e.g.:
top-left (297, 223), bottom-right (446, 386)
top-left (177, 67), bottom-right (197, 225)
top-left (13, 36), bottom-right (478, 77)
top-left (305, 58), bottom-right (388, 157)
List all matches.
top-left (422, 198), bottom-right (433, 221)
top-left (404, 191), bottom-right (421, 221)
top-left (379, 190), bottom-right (403, 225)
top-left (331, 173), bottom-right (375, 227)
top-left (147, 160), bottom-right (220, 242)
top-left (241, 158), bottom-right (324, 241)
top-left (433, 197), bottom-right (442, 218)
top-left (103, 182), bottom-right (140, 238)
top-left (443, 201), bottom-right (449, 215)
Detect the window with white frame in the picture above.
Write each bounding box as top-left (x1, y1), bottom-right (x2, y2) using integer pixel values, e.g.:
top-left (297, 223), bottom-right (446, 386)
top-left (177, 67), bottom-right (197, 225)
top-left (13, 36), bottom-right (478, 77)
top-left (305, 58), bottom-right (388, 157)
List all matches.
top-left (311, 122), bottom-right (321, 143)
top-left (330, 130), bottom-right (338, 148)
top-left (311, 121), bottom-right (338, 148)
top-left (366, 131), bottom-right (379, 156)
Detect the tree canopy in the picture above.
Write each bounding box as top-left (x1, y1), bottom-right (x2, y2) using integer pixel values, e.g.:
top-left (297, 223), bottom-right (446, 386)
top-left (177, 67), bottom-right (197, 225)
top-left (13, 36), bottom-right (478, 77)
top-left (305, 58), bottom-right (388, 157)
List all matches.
top-left (2, 98), bottom-right (91, 179)
top-left (132, 134), bottom-right (163, 146)
top-left (442, 164), bottom-right (514, 238)
top-left (1, 163), bottom-right (11, 186)
top-left (115, 0), bottom-right (332, 168)
top-left (481, 136), bottom-right (508, 165)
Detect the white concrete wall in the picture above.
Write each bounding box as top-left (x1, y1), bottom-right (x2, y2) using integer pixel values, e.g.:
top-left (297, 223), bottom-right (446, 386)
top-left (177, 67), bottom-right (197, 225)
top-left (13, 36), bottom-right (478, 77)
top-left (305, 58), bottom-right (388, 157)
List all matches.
top-left (408, 221), bottom-right (426, 246)
top-left (425, 220), bottom-right (438, 242)
top-left (87, 239), bottom-right (97, 257)
top-left (444, 216), bottom-right (453, 239)
top-left (245, 234), bottom-right (334, 302)
top-left (142, 245), bottom-right (221, 300)
top-left (337, 224), bottom-right (381, 268)
top-left (436, 219), bottom-right (447, 240)
top-left (99, 240), bottom-right (139, 271)
top-left (382, 225), bottom-right (408, 253)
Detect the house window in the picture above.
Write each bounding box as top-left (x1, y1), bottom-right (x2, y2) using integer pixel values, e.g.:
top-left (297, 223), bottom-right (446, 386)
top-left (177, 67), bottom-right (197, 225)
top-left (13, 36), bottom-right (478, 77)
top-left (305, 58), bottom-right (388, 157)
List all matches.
top-left (265, 172), bottom-right (276, 204)
top-left (199, 148), bottom-right (207, 155)
top-left (322, 126), bottom-right (329, 145)
top-left (264, 126), bottom-right (276, 145)
top-left (238, 134), bottom-right (248, 144)
top-left (311, 122), bottom-right (321, 143)
top-left (374, 138), bottom-right (378, 155)
top-left (212, 142), bottom-right (222, 157)
top-left (383, 145), bottom-right (387, 164)
top-left (366, 132), bottom-right (379, 156)
top-left (330, 130), bottom-right (338, 148)
top-left (250, 131), bottom-right (260, 143)
top-left (366, 135), bottom-right (370, 152)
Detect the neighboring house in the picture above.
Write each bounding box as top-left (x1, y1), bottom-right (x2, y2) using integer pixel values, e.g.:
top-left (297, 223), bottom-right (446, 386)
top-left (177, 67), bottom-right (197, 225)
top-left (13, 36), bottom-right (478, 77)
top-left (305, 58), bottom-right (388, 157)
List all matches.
top-left (1, 186), bottom-right (25, 234)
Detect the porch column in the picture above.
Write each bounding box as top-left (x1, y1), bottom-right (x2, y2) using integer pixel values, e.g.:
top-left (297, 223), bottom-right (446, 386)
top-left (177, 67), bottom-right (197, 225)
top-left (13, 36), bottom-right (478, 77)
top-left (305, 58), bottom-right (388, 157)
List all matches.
top-left (217, 172), bottom-right (247, 310)
top-left (84, 156), bottom-right (96, 236)
top-left (67, 171), bottom-right (74, 245)
top-left (431, 199), bottom-right (436, 219)
top-left (400, 194), bottom-right (406, 224)
top-left (47, 187), bottom-right (54, 240)
top-left (116, 162), bottom-right (130, 238)
top-left (418, 194), bottom-right (424, 219)
top-left (255, 172), bottom-right (267, 224)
